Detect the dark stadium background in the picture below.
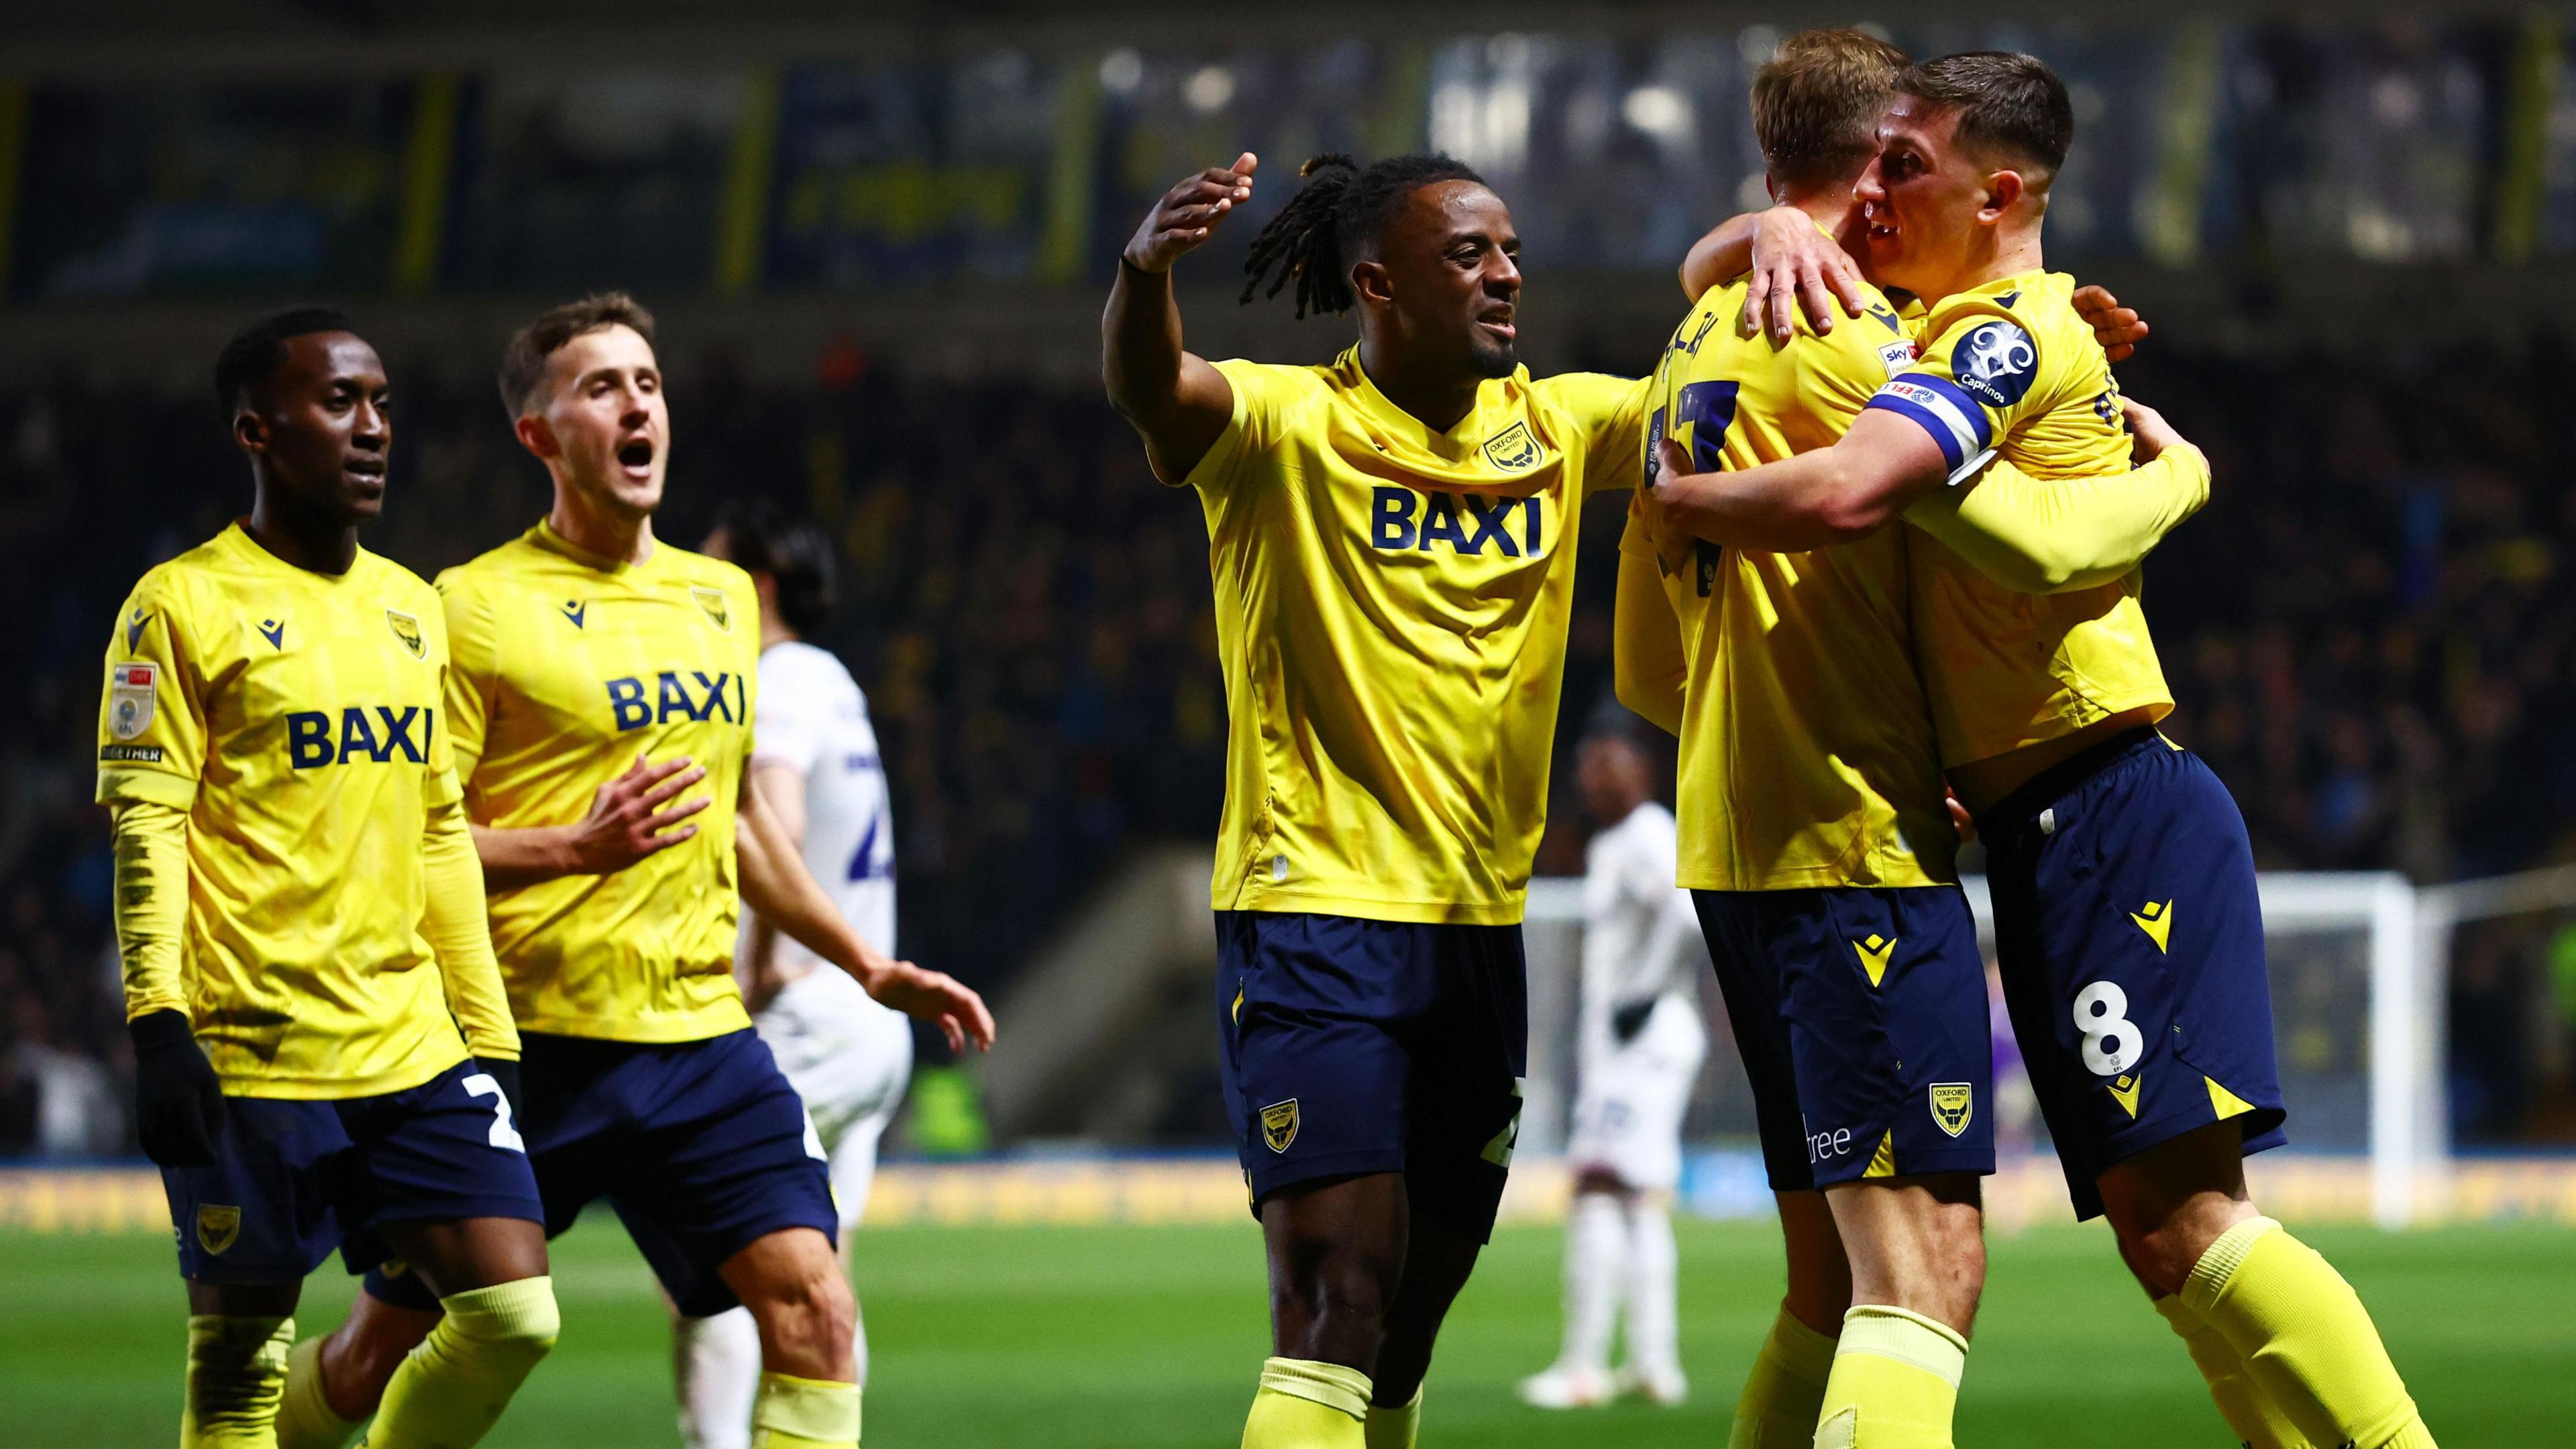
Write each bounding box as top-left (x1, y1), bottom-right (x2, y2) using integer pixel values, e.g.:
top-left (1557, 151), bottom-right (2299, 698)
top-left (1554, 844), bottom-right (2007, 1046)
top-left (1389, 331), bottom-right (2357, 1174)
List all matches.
top-left (6, 0), bottom-right (2576, 1157)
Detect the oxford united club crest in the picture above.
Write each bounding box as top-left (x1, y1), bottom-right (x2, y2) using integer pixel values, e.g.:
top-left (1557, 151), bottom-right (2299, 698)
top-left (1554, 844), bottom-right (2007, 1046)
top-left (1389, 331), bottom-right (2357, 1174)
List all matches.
top-left (1929, 1083), bottom-right (1974, 1139)
top-left (1259, 1099), bottom-right (1300, 1152)
top-left (692, 586), bottom-right (732, 632)
top-left (1481, 421), bottom-right (1542, 472)
top-left (385, 608), bottom-right (425, 660)
top-left (197, 1203), bottom-right (241, 1255)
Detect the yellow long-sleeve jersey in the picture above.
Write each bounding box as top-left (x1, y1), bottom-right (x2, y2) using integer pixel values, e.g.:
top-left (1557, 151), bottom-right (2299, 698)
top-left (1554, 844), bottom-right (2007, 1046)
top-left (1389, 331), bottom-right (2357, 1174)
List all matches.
top-left (95, 522), bottom-right (502, 1098)
top-left (1864, 270), bottom-right (2176, 767)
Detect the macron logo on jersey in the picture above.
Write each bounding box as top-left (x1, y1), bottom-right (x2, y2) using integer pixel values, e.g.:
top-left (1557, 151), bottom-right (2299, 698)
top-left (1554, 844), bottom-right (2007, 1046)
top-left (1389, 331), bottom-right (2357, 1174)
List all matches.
top-left (607, 671), bottom-right (745, 732)
top-left (286, 706), bottom-right (432, 769)
top-left (1370, 486), bottom-right (1544, 557)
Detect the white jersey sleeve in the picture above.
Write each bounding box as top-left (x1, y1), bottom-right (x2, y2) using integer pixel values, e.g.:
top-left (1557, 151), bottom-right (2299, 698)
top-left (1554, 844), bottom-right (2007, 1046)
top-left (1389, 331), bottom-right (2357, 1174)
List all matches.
top-left (753, 643), bottom-right (836, 774)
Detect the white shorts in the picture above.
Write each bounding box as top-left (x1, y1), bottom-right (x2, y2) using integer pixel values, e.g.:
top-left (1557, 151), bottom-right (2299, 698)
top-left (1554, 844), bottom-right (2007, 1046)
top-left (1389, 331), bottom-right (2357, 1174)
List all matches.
top-left (1565, 995), bottom-right (1706, 1193)
top-left (755, 968), bottom-right (914, 1233)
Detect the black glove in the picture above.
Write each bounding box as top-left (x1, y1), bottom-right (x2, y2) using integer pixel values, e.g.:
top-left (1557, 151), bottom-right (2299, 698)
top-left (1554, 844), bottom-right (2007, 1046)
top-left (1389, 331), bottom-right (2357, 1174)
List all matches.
top-left (130, 1010), bottom-right (223, 1167)
top-left (1610, 998), bottom-right (1658, 1045)
top-left (476, 1058), bottom-right (525, 1118)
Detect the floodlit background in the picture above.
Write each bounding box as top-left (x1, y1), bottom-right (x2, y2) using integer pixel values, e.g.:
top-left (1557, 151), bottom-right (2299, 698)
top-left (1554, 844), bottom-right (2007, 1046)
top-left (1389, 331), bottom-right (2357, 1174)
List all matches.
top-left (4, 1), bottom-right (2576, 1444)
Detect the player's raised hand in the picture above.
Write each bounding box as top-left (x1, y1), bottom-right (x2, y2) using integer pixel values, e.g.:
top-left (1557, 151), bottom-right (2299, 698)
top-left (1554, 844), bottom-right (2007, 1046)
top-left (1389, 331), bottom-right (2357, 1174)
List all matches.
top-left (568, 753), bottom-right (710, 873)
top-left (2121, 398), bottom-right (2187, 465)
top-left (2074, 284), bottom-right (2149, 362)
top-left (860, 958), bottom-right (998, 1054)
top-left (1744, 204), bottom-right (1868, 345)
top-left (1124, 153), bottom-right (1257, 274)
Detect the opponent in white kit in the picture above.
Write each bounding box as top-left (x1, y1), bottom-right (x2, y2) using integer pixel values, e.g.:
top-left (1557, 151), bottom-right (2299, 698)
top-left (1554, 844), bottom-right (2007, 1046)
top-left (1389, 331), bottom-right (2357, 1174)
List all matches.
top-left (676, 502), bottom-right (916, 1449)
top-left (1521, 712), bottom-right (1707, 1410)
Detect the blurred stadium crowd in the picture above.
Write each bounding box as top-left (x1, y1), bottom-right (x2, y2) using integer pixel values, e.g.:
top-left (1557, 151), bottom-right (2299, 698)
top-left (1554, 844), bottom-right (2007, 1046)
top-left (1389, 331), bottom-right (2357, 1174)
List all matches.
top-left (7, 327), bottom-right (2576, 1155)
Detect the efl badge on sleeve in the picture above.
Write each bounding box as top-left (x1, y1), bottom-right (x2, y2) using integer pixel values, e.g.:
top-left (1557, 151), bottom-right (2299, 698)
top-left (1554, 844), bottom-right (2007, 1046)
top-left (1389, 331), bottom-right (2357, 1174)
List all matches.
top-left (1259, 1098), bottom-right (1300, 1153)
top-left (109, 661), bottom-right (158, 740)
top-left (385, 608), bottom-right (426, 660)
top-left (1929, 1083), bottom-right (1974, 1139)
top-left (196, 1203), bottom-right (241, 1256)
top-left (1481, 421), bottom-right (1542, 472)
top-left (691, 586), bottom-right (732, 633)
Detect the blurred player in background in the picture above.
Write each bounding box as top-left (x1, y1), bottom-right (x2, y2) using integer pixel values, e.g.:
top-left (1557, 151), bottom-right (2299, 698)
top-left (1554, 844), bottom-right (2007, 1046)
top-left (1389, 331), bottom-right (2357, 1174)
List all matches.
top-left (1519, 710), bottom-right (1703, 1411)
top-left (676, 502), bottom-right (914, 1449)
top-left (107, 309), bottom-right (557, 1449)
top-left (278, 294), bottom-right (991, 1449)
top-left (1106, 150), bottom-right (1646, 1449)
top-left (1655, 48), bottom-right (2434, 1449)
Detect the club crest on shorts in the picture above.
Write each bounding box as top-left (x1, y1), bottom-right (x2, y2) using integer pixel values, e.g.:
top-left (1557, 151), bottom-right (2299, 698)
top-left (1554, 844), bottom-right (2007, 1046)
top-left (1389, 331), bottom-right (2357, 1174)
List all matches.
top-left (109, 661), bottom-right (157, 739)
top-left (196, 1203), bottom-right (241, 1256)
top-left (1481, 421), bottom-right (1542, 472)
top-left (692, 586), bottom-right (732, 632)
top-left (1929, 1083), bottom-right (1974, 1139)
top-left (1259, 1098), bottom-right (1300, 1152)
top-left (384, 608), bottom-right (425, 660)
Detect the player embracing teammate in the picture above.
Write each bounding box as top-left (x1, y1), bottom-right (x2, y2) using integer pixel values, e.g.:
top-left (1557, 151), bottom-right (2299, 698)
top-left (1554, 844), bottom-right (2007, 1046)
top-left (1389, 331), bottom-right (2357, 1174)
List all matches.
top-left (1646, 38), bottom-right (2440, 1449)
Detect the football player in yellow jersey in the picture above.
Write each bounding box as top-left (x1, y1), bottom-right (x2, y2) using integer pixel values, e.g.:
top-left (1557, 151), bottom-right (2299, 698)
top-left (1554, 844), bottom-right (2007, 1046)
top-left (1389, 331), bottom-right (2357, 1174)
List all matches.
top-left (1106, 151), bottom-right (1646, 1449)
top-left (1652, 51), bottom-right (2436, 1449)
top-left (1615, 32), bottom-right (2216, 1449)
top-left (103, 309), bottom-right (559, 1449)
top-left (278, 296), bottom-right (993, 1449)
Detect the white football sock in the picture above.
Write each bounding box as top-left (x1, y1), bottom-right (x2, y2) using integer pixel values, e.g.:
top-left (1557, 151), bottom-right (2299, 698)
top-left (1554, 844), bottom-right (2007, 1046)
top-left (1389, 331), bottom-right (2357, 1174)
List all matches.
top-left (674, 1306), bottom-right (762, 1449)
top-left (1560, 1191), bottom-right (1627, 1371)
top-left (1623, 1194), bottom-right (1682, 1375)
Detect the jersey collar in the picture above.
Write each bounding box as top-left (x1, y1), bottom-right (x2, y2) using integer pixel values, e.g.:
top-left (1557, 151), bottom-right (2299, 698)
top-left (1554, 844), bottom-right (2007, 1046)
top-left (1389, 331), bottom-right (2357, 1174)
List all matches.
top-left (217, 519), bottom-right (371, 588)
top-left (1334, 346), bottom-right (1528, 476)
top-left (528, 517), bottom-right (655, 576)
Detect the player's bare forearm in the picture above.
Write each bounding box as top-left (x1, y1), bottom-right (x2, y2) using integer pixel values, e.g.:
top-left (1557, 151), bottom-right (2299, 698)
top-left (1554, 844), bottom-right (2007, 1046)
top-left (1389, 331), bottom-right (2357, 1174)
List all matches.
top-left (1678, 213), bottom-right (1758, 301)
top-left (735, 787), bottom-right (996, 1051)
top-left (1651, 413), bottom-right (1950, 552)
top-left (733, 763), bottom-right (807, 1011)
top-left (1104, 155), bottom-right (1252, 482)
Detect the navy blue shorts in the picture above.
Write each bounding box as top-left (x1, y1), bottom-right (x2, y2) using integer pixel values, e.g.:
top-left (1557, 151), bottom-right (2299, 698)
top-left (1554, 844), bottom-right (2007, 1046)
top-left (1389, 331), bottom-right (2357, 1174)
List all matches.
top-left (1215, 911), bottom-right (1526, 1242)
top-left (164, 1058), bottom-right (542, 1286)
top-left (371, 1029), bottom-right (837, 1317)
top-left (1979, 729), bottom-right (2289, 1220)
top-left (1693, 886), bottom-right (1994, 1192)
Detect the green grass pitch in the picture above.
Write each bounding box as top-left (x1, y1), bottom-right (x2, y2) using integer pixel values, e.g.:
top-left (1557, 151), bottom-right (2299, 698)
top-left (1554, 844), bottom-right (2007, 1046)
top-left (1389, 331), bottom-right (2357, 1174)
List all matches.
top-left (6, 1216), bottom-right (2570, 1446)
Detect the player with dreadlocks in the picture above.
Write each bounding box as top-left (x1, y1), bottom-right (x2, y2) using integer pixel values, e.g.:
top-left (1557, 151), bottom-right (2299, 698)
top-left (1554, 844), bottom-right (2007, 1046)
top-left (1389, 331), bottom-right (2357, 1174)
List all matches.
top-left (1104, 152), bottom-right (1650, 1449)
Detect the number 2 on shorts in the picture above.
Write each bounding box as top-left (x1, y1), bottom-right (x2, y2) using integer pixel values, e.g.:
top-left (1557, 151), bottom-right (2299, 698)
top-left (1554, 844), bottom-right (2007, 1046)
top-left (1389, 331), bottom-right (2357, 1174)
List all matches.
top-left (464, 1072), bottom-right (529, 1152)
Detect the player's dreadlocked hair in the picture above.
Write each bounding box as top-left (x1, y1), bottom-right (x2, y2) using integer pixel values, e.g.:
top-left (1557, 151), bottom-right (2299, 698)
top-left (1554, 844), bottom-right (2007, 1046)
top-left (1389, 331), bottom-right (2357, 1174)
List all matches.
top-left (1240, 154), bottom-right (1489, 319)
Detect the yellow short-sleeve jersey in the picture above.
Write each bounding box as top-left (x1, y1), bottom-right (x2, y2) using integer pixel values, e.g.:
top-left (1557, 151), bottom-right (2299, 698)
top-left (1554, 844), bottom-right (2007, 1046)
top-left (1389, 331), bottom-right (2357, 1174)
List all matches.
top-left (1864, 270), bottom-right (2175, 767)
top-left (436, 522), bottom-right (761, 1042)
top-left (94, 523), bottom-right (470, 1099)
top-left (1183, 345), bottom-right (1647, 924)
top-left (1626, 265), bottom-right (1956, 890)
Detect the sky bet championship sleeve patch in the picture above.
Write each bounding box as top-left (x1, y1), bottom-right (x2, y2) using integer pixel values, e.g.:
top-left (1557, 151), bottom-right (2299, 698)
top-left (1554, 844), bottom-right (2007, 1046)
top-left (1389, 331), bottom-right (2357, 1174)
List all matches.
top-left (108, 661), bottom-right (157, 741)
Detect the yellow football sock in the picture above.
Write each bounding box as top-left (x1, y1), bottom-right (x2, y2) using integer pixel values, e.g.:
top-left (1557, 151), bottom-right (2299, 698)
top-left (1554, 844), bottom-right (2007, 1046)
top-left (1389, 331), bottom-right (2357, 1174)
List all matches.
top-left (749, 1372), bottom-right (861, 1448)
top-left (1363, 1383), bottom-right (1420, 1449)
top-left (2154, 1295), bottom-right (2311, 1449)
top-left (2183, 1219), bottom-right (2436, 1449)
top-left (1815, 1304), bottom-right (1967, 1449)
top-left (182, 1314), bottom-right (294, 1448)
top-left (1728, 1305), bottom-right (1841, 1449)
top-left (359, 1277), bottom-right (558, 1449)
top-left (274, 1334), bottom-right (360, 1449)
top-left (1242, 1357), bottom-right (1371, 1449)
